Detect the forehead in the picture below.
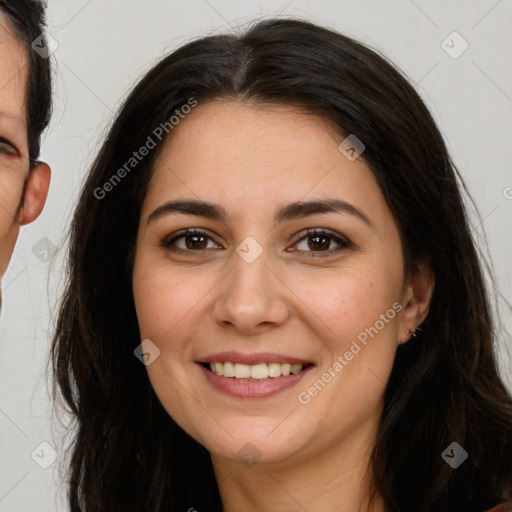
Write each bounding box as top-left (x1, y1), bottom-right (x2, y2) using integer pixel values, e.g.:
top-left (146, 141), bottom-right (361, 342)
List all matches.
top-left (144, 100), bottom-right (392, 234)
top-left (0, 13), bottom-right (28, 124)
top-left (153, 100), bottom-right (348, 186)
top-left (149, 100), bottom-right (379, 202)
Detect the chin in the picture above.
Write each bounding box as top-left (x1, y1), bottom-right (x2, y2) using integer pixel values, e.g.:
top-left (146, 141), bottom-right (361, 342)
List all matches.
top-left (194, 417), bottom-right (309, 467)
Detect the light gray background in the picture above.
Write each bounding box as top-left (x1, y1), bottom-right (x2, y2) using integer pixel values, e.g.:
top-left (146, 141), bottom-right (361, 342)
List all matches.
top-left (1, 1), bottom-right (511, 510)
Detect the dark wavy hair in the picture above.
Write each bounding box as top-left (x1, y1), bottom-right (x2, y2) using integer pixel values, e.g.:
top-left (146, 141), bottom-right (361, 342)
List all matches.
top-left (0, 0), bottom-right (52, 164)
top-left (51, 17), bottom-right (512, 512)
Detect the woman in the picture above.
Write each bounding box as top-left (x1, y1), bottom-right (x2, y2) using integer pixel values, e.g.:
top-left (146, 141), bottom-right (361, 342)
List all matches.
top-left (0, 0), bottom-right (52, 310)
top-left (52, 18), bottom-right (512, 512)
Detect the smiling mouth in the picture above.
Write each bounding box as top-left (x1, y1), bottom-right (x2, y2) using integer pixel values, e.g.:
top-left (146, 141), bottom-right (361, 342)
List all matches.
top-left (200, 361), bottom-right (313, 381)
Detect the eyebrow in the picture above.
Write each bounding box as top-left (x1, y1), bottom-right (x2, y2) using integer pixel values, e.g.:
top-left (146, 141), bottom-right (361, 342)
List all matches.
top-left (147, 198), bottom-right (373, 229)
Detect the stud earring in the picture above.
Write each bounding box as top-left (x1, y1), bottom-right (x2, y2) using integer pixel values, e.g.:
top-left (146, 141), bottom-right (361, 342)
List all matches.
top-left (408, 326), bottom-right (422, 338)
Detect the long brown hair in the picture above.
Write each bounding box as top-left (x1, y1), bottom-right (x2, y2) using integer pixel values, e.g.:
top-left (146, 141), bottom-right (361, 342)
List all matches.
top-left (51, 18), bottom-right (512, 511)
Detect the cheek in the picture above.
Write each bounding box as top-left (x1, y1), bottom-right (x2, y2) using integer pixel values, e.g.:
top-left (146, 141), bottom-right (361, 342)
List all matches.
top-left (0, 178), bottom-right (24, 275)
top-left (291, 264), bottom-right (400, 344)
top-left (133, 250), bottom-right (402, 354)
top-left (134, 268), bottom-right (185, 340)
top-left (132, 252), bottom-right (219, 350)
top-left (0, 228), bottom-right (18, 277)
top-left (0, 175), bottom-right (23, 220)
top-left (290, 278), bottom-right (399, 434)
top-left (290, 266), bottom-right (401, 410)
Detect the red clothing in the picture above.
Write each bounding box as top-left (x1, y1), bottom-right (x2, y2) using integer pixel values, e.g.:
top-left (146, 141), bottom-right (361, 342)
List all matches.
top-left (485, 503), bottom-right (512, 512)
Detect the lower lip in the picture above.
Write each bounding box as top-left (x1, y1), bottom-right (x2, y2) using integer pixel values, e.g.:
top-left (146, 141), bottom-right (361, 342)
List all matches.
top-left (198, 363), bottom-right (314, 398)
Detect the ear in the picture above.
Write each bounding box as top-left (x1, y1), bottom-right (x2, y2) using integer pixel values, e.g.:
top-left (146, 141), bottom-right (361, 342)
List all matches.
top-left (397, 258), bottom-right (435, 345)
top-left (19, 162), bottom-right (51, 225)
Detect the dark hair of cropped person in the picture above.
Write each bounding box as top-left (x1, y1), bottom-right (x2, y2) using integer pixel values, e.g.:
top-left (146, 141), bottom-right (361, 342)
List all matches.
top-left (51, 17), bottom-right (512, 512)
top-left (0, 0), bottom-right (52, 165)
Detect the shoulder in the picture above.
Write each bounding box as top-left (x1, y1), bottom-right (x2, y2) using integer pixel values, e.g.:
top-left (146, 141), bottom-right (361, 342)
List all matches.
top-left (485, 503), bottom-right (512, 512)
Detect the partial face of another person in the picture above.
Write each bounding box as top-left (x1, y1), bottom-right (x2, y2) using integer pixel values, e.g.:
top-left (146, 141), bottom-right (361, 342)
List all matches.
top-left (0, 16), bottom-right (50, 300)
top-left (132, 100), bottom-right (432, 468)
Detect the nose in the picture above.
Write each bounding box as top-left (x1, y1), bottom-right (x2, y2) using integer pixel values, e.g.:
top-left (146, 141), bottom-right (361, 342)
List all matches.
top-left (212, 244), bottom-right (290, 334)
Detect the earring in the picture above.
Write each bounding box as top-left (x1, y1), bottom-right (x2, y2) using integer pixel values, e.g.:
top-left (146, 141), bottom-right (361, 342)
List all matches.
top-left (408, 326), bottom-right (422, 338)
top-left (399, 326), bottom-right (422, 345)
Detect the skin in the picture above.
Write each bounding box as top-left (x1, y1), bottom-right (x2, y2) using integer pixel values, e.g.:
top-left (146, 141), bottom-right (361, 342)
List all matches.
top-left (132, 100), bottom-right (434, 511)
top-left (0, 16), bottom-right (51, 308)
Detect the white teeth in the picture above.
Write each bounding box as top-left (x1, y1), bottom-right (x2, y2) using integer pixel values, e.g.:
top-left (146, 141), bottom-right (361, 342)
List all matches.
top-left (281, 363), bottom-right (291, 376)
top-left (207, 361), bottom-right (306, 380)
top-left (223, 361), bottom-right (235, 377)
top-left (290, 364), bottom-right (302, 375)
top-left (267, 363), bottom-right (281, 377)
top-left (250, 363), bottom-right (268, 380)
top-left (214, 362), bottom-right (224, 376)
top-left (234, 363), bottom-right (251, 379)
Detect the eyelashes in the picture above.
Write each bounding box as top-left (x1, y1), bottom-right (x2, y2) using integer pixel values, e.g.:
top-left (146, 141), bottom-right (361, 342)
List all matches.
top-left (0, 137), bottom-right (18, 157)
top-left (161, 227), bottom-right (352, 258)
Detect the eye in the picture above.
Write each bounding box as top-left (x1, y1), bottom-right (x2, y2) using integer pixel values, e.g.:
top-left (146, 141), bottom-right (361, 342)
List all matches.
top-left (288, 228), bottom-right (352, 257)
top-left (0, 137), bottom-right (18, 156)
top-left (161, 227), bottom-right (352, 257)
top-left (162, 228), bottom-right (221, 253)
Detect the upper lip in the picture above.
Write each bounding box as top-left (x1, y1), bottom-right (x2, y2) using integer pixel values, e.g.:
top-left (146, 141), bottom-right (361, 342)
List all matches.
top-left (197, 351), bottom-right (314, 366)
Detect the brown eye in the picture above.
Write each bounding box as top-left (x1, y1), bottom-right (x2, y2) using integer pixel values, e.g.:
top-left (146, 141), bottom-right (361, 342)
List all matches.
top-left (162, 228), bottom-right (221, 253)
top-left (161, 227), bottom-right (352, 258)
top-left (289, 228), bottom-right (352, 257)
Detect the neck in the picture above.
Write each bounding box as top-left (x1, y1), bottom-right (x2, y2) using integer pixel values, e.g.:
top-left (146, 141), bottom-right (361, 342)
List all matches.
top-left (211, 416), bottom-right (386, 512)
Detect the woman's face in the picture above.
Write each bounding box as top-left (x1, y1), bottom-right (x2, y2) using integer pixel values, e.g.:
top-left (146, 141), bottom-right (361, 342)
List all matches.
top-left (0, 18), bottom-right (29, 279)
top-left (132, 100), bottom-right (430, 468)
top-left (0, 16), bottom-right (50, 295)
